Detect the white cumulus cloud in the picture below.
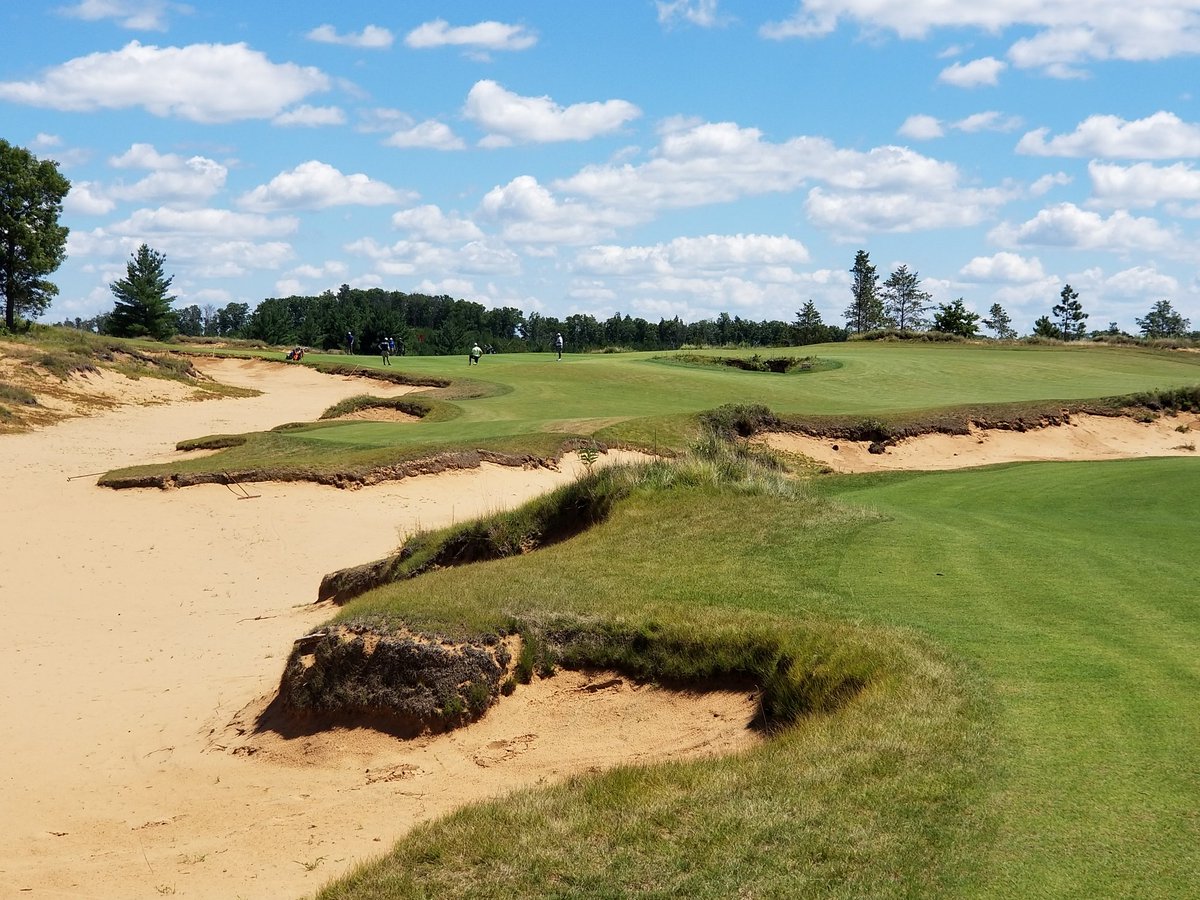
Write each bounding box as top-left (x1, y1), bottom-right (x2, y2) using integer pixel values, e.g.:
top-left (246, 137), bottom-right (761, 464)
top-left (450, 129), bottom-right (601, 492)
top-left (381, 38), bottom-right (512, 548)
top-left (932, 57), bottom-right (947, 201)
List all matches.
top-left (960, 252), bottom-right (1047, 282)
top-left (990, 202), bottom-right (1181, 255)
top-left (938, 56), bottom-right (1006, 87)
top-left (899, 115), bottom-right (944, 140)
top-left (0, 41), bottom-right (329, 123)
top-left (656, 0), bottom-right (727, 28)
top-left (1089, 160), bottom-right (1200, 207)
top-left (404, 19), bottom-right (537, 51)
top-left (238, 161), bottom-right (413, 211)
top-left (384, 121), bottom-right (466, 150)
top-left (1017, 112), bottom-right (1200, 158)
top-left (392, 205), bottom-right (484, 242)
top-left (464, 80), bottom-right (641, 146)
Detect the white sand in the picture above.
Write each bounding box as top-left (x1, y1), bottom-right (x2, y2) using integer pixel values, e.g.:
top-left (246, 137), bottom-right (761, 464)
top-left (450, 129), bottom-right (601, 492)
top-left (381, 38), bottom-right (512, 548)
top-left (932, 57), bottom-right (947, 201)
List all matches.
top-left (0, 358), bottom-right (758, 900)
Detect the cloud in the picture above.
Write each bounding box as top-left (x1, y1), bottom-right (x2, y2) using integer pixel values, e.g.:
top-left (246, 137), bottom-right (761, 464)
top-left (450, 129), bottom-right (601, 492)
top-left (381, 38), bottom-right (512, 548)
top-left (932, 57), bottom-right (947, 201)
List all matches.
top-left (0, 41), bottom-right (329, 123)
top-left (464, 80), bottom-right (641, 146)
top-left (273, 105), bottom-right (346, 127)
top-left (1088, 160), bottom-right (1200, 207)
top-left (758, 2), bottom-right (1200, 73)
top-left (56, 0), bottom-right (174, 31)
top-left (938, 56), bottom-right (1006, 87)
top-left (404, 19), bottom-right (537, 51)
top-left (575, 234), bottom-right (809, 276)
top-left (656, 0), bottom-right (727, 28)
top-left (238, 161), bottom-right (413, 211)
top-left (346, 237), bottom-right (520, 277)
top-left (899, 111), bottom-right (1021, 141)
top-left (107, 143), bottom-right (227, 204)
top-left (1030, 172), bottom-right (1072, 195)
top-left (479, 175), bottom-right (636, 244)
top-left (899, 115), bottom-right (944, 140)
top-left (1017, 112), bottom-right (1200, 158)
top-left (806, 185), bottom-right (1010, 236)
top-left (960, 252), bottom-right (1047, 282)
top-left (1103, 265), bottom-right (1180, 299)
top-left (64, 182), bottom-right (116, 216)
top-left (305, 24), bottom-right (394, 49)
top-left (954, 111), bottom-right (1022, 133)
top-left (383, 120), bottom-right (466, 150)
top-left (392, 205), bottom-right (484, 242)
top-left (990, 202), bottom-right (1181, 255)
top-left (110, 207), bottom-right (298, 238)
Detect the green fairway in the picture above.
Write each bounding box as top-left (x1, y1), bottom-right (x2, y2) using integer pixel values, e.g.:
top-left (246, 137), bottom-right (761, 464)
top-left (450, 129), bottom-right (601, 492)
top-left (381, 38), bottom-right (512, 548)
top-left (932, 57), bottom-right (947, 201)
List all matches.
top-left (106, 341), bottom-right (1200, 487)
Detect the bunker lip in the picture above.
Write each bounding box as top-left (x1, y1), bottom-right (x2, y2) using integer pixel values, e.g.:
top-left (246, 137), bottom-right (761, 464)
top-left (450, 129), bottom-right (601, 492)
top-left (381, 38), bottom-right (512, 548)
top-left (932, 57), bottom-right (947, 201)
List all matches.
top-left (760, 411), bottom-right (1200, 473)
top-left (0, 352), bottom-right (757, 900)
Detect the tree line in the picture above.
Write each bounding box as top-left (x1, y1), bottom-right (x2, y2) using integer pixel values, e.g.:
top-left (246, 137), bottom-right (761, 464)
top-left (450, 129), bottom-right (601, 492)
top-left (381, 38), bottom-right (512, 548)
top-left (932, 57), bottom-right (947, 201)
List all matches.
top-left (3, 139), bottom-right (1194, 350)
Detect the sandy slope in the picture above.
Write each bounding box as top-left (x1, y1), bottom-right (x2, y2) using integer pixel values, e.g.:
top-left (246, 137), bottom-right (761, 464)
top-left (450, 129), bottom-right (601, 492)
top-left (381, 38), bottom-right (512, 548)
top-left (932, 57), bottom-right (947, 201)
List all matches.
top-left (0, 358), bottom-right (757, 900)
top-left (761, 413), bottom-right (1200, 473)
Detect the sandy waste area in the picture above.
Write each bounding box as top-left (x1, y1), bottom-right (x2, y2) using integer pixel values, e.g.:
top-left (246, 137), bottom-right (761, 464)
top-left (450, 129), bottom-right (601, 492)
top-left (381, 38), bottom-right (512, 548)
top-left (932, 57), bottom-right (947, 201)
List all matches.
top-left (761, 413), bottom-right (1199, 472)
top-left (3, 355), bottom-right (1193, 898)
top-left (0, 358), bottom-right (758, 899)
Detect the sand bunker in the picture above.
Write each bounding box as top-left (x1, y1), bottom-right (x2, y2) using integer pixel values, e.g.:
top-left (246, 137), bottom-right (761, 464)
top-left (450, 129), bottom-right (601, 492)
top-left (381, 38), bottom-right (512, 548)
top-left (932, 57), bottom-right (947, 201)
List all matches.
top-left (762, 413), bottom-right (1200, 473)
top-left (0, 356), bottom-right (756, 900)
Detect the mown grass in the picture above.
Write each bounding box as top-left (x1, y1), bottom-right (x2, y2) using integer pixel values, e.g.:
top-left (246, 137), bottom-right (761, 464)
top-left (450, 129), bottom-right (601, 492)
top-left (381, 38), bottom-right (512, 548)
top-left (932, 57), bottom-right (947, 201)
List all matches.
top-left (312, 450), bottom-right (1198, 899)
top-left (314, 449), bottom-right (996, 898)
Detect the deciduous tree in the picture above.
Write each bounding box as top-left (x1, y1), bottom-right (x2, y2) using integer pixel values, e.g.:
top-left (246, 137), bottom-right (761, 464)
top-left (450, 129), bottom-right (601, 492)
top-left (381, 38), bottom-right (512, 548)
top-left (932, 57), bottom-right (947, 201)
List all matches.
top-left (0, 139), bottom-right (70, 329)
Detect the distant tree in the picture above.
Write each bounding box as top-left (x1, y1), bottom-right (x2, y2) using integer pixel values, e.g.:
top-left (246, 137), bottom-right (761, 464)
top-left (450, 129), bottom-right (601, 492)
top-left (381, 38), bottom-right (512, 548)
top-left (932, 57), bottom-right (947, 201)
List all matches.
top-left (1052, 284), bottom-right (1088, 341)
top-left (175, 304), bottom-right (204, 336)
top-left (1032, 315), bottom-right (1060, 339)
top-left (108, 244), bottom-right (176, 340)
top-left (844, 250), bottom-right (886, 333)
top-left (881, 264), bottom-right (931, 330)
top-left (1136, 300), bottom-right (1190, 339)
top-left (1, 139), bottom-right (71, 330)
top-left (982, 303), bottom-right (1017, 340)
top-left (931, 298), bottom-right (980, 338)
top-left (793, 300), bottom-right (827, 345)
top-left (216, 301), bottom-right (250, 337)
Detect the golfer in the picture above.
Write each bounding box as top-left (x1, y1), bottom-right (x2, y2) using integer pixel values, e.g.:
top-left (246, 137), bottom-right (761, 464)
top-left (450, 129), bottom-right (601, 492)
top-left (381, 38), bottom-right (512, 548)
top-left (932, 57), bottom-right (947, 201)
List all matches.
top-left (554, 332), bottom-right (564, 360)
top-left (469, 343), bottom-right (483, 365)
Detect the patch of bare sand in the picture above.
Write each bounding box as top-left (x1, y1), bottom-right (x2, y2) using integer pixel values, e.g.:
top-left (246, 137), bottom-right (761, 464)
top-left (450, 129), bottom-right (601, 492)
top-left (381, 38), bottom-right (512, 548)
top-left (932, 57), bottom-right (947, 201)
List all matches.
top-left (0, 357), bottom-right (755, 900)
top-left (761, 412), bottom-right (1200, 473)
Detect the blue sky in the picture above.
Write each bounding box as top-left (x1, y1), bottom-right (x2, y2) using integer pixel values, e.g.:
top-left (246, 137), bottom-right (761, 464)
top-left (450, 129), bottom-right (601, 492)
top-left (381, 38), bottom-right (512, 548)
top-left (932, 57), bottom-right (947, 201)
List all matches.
top-left (4, 0), bottom-right (1200, 334)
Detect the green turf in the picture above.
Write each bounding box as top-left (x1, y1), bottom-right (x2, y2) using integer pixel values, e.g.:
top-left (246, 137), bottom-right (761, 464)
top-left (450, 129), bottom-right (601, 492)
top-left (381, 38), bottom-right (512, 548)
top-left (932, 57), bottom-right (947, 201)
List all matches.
top-left (313, 454), bottom-right (1199, 898)
top-left (105, 341), bottom-right (1200, 484)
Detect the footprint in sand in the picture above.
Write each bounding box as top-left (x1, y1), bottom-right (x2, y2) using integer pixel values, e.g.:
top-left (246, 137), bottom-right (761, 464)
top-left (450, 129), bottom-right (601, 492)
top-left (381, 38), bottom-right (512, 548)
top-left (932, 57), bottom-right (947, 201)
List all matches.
top-left (473, 733), bottom-right (538, 767)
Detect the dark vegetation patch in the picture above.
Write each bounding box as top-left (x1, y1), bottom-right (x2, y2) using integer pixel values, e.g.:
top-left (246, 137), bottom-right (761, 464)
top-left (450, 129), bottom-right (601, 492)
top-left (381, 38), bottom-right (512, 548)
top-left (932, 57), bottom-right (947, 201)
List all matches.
top-left (0, 381), bottom-right (38, 406)
top-left (665, 352), bottom-right (838, 374)
top-left (850, 328), bottom-right (967, 343)
top-left (318, 395), bottom-right (437, 421)
top-left (275, 612), bottom-right (871, 738)
top-left (277, 625), bottom-right (513, 735)
top-left (176, 434), bottom-right (248, 451)
top-left (307, 360), bottom-right (449, 389)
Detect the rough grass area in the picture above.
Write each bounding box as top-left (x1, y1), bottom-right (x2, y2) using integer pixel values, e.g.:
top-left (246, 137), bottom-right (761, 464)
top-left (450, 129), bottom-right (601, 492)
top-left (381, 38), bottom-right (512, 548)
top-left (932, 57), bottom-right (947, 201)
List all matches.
top-left (318, 395), bottom-right (436, 420)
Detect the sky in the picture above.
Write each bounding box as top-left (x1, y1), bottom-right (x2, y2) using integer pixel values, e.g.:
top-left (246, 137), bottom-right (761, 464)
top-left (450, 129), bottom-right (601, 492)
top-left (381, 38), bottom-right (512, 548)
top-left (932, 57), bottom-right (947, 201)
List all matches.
top-left (3, 0), bottom-right (1200, 335)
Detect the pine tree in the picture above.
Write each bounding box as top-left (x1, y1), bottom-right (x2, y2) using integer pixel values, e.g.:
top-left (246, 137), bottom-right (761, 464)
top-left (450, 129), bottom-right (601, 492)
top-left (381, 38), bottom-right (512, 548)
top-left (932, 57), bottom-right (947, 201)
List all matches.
top-left (881, 264), bottom-right (931, 330)
top-left (982, 303), bottom-right (1017, 340)
top-left (108, 244), bottom-right (176, 340)
top-left (844, 250), bottom-right (885, 333)
top-left (1135, 300), bottom-right (1190, 339)
top-left (1051, 284), bottom-right (1087, 341)
top-left (793, 300), bottom-right (826, 345)
top-left (931, 298), bottom-right (980, 338)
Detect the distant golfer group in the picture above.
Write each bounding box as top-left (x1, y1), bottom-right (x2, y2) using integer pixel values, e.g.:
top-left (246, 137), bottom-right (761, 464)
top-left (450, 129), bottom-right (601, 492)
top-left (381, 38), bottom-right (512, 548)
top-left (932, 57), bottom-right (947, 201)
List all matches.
top-left (339, 330), bottom-right (565, 365)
